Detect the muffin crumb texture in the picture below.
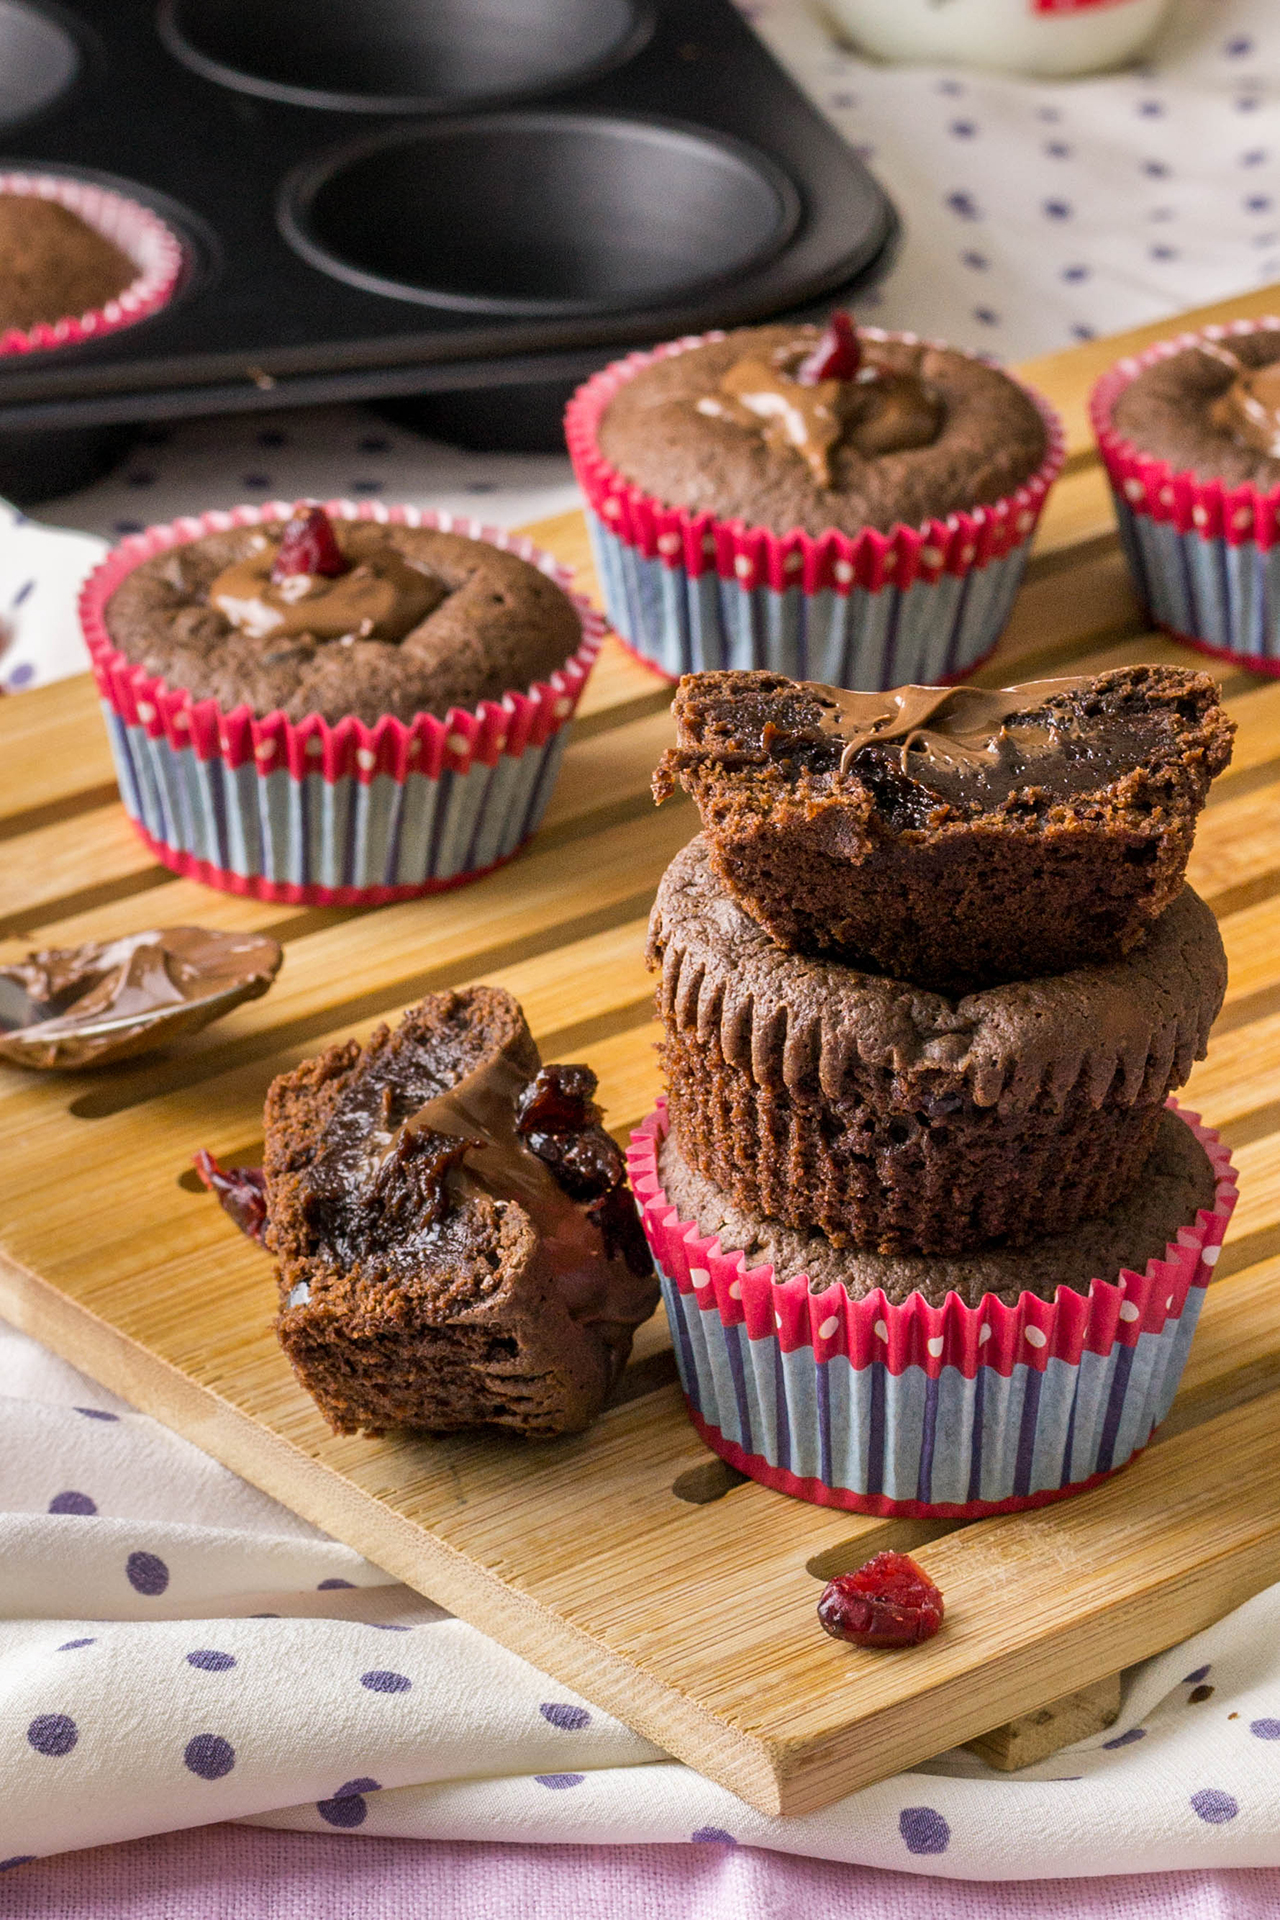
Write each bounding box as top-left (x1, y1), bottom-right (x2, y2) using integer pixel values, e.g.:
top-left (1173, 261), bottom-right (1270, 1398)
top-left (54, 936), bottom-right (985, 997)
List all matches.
top-left (656, 664), bottom-right (1234, 992)
top-left (264, 986), bottom-right (657, 1439)
top-left (1111, 327), bottom-right (1280, 490)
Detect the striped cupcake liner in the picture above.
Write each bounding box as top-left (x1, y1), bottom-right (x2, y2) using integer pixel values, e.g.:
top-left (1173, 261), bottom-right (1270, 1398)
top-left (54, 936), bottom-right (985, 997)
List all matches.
top-left (565, 328), bottom-right (1065, 688)
top-left (628, 1099), bottom-right (1236, 1518)
top-left (1091, 318), bottom-right (1280, 675)
top-left (79, 501), bottom-right (604, 906)
top-left (0, 172), bottom-right (184, 355)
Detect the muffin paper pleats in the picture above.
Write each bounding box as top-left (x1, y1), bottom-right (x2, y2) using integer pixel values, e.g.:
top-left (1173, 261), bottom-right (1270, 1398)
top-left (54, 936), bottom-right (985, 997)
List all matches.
top-left (566, 330), bottom-right (1065, 690)
top-left (79, 502), bottom-right (604, 905)
top-left (628, 1099), bottom-right (1236, 1518)
top-left (0, 172), bottom-right (184, 355)
top-left (1091, 318), bottom-right (1280, 674)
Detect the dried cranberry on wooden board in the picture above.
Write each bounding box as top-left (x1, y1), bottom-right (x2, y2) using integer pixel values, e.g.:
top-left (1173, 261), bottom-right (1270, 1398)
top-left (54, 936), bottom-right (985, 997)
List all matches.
top-left (817, 1551), bottom-right (944, 1648)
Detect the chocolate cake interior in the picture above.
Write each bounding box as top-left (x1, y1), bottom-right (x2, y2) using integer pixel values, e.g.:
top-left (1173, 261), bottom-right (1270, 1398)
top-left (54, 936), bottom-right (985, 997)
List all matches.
top-left (655, 665), bottom-right (1233, 992)
top-left (264, 987), bottom-right (656, 1439)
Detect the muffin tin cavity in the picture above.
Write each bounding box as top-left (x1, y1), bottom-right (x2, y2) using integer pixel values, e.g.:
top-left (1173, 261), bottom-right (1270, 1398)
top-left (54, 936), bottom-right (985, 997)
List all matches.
top-left (0, 0), bottom-right (895, 474)
top-left (0, 1), bottom-right (79, 131)
top-left (157, 0), bottom-right (649, 116)
top-left (283, 114), bottom-right (800, 317)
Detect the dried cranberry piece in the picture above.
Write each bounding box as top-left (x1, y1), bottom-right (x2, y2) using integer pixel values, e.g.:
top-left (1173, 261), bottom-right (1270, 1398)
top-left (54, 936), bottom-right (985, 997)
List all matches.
top-left (590, 1183), bottom-right (655, 1279)
top-left (817, 1551), bottom-right (944, 1648)
top-left (270, 505), bottom-right (350, 583)
top-left (797, 310), bottom-right (861, 386)
top-left (526, 1124), bottom-right (625, 1202)
top-left (194, 1150), bottom-right (268, 1243)
top-left (516, 1064), bottom-right (602, 1137)
top-left (517, 1063), bottom-right (617, 1199)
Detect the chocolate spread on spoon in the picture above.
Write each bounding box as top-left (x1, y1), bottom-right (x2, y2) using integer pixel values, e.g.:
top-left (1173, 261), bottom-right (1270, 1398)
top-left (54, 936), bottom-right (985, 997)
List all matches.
top-left (0, 928), bottom-right (282, 1070)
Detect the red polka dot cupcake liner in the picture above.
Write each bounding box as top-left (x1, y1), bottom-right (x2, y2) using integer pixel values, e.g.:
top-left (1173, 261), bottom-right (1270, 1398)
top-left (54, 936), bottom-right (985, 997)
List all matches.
top-left (628, 1099), bottom-right (1236, 1519)
top-left (565, 329), bottom-right (1065, 690)
top-left (1091, 318), bottom-right (1280, 674)
top-left (78, 501), bottom-right (605, 906)
top-left (0, 172), bottom-right (184, 355)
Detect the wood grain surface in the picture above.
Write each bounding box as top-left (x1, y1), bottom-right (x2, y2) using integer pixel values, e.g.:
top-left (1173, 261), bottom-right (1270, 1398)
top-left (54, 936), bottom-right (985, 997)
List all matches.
top-left (3, 290), bottom-right (1280, 1816)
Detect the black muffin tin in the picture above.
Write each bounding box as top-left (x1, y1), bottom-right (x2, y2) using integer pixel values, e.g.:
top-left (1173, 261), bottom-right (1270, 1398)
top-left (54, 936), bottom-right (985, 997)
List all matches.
top-left (0, 0), bottom-right (896, 493)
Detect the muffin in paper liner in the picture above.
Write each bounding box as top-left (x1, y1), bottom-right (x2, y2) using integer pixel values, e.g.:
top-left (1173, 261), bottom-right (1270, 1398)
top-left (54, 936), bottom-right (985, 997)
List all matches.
top-left (627, 1098), bottom-right (1236, 1519)
top-left (1091, 317), bottom-right (1280, 674)
top-left (0, 172), bottom-right (184, 355)
top-left (564, 328), bottom-right (1066, 690)
top-left (78, 501), bottom-right (605, 906)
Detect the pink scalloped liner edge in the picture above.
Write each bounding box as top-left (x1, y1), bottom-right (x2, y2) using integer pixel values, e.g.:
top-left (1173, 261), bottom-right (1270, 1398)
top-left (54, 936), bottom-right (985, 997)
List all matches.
top-left (627, 1097), bottom-right (1236, 1383)
top-left (0, 172), bottom-right (184, 356)
top-left (78, 499), bottom-right (607, 785)
top-left (565, 326), bottom-right (1067, 597)
top-left (1089, 315), bottom-right (1280, 548)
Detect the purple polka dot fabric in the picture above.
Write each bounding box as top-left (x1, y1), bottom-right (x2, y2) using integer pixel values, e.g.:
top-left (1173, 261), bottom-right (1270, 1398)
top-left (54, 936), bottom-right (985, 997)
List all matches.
top-left (27, 1715), bottom-right (77, 1758)
top-left (540, 1703), bottom-right (591, 1732)
top-left (125, 1551), bottom-right (169, 1597)
top-left (1190, 1789), bottom-right (1239, 1825)
top-left (47, 1491), bottom-right (96, 1515)
top-left (360, 1671), bottom-right (411, 1695)
top-left (899, 1807), bottom-right (951, 1856)
top-left (184, 1735), bottom-right (235, 1781)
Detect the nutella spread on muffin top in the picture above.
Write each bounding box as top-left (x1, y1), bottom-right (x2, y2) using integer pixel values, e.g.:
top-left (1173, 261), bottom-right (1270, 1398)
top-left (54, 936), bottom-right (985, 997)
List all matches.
top-left (1204, 343), bottom-right (1280, 459)
top-left (208, 511), bottom-right (447, 645)
top-left (1110, 327), bottom-right (1280, 491)
top-left (695, 311), bottom-right (944, 488)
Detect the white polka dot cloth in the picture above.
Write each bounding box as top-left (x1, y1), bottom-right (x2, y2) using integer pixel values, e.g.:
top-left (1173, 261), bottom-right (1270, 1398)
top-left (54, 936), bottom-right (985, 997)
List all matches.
top-left (3, 1314), bottom-right (1280, 1878)
top-left (746, 0), bottom-right (1280, 360)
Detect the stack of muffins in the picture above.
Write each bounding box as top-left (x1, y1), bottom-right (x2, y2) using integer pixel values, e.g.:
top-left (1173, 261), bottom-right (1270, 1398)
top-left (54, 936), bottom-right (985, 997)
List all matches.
top-left (629, 665), bottom-right (1239, 1516)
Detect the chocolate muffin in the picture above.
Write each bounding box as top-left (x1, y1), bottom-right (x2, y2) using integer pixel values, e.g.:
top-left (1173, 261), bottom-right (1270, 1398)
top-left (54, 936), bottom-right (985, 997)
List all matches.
top-left (659, 1108), bottom-right (1217, 1310)
top-left (0, 193), bottom-right (135, 333)
top-left (104, 508), bottom-right (584, 726)
top-left (263, 986), bottom-right (657, 1439)
top-left (594, 322), bottom-right (1049, 537)
top-left (647, 836), bottom-right (1225, 1254)
top-left (654, 665), bottom-right (1234, 994)
top-left (1109, 327), bottom-right (1280, 491)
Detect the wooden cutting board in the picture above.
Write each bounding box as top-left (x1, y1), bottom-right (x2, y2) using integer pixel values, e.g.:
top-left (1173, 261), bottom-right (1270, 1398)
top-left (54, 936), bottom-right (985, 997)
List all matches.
top-left (5, 283), bottom-right (1280, 1819)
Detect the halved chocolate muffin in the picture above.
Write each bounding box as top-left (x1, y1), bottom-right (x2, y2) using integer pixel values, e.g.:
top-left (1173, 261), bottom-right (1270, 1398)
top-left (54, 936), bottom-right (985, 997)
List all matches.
top-left (263, 986), bottom-right (657, 1438)
top-left (654, 665), bottom-right (1233, 994)
top-left (647, 836), bottom-right (1225, 1254)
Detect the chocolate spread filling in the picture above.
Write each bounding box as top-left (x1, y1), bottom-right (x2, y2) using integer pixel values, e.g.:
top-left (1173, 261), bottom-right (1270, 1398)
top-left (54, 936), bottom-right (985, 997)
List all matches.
top-left (208, 1037), bottom-right (652, 1323)
top-left (208, 524), bottom-right (448, 645)
top-left (695, 340), bottom-right (944, 487)
top-left (1203, 341), bottom-right (1280, 458)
